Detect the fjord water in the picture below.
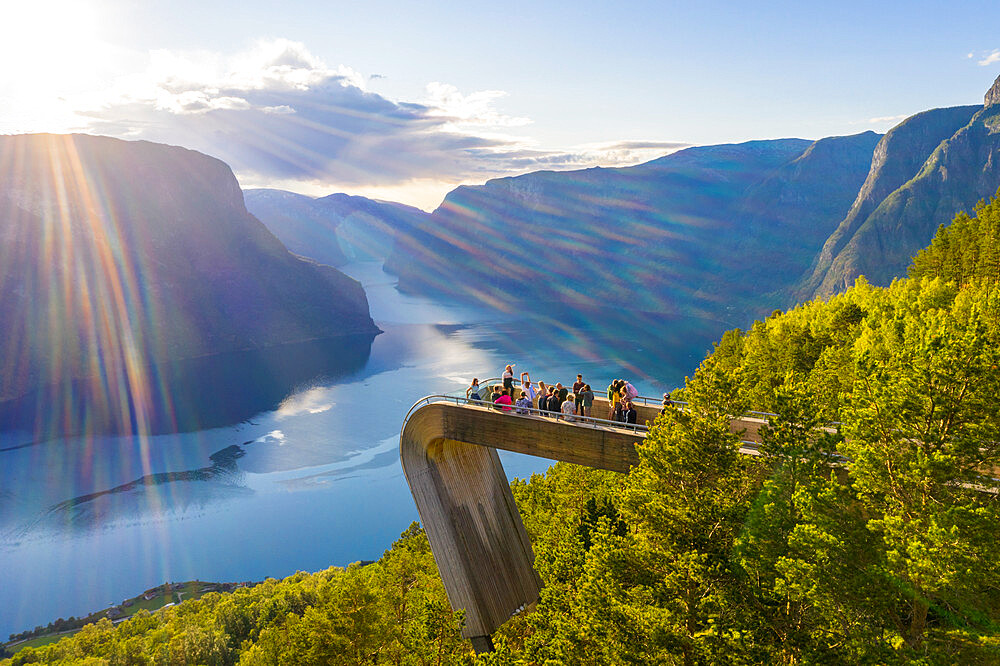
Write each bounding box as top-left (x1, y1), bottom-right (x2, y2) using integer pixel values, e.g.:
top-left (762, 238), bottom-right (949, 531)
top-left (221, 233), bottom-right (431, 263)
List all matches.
top-left (0, 262), bottom-right (720, 638)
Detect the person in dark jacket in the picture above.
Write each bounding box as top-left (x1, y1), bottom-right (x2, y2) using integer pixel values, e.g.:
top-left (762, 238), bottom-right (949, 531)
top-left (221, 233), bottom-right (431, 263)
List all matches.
top-left (541, 387), bottom-right (555, 416)
top-left (579, 384), bottom-right (594, 417)
top-left (622, 400), bottom-right (637, 424)
top-left (547, 388), bottom-right (561, 415)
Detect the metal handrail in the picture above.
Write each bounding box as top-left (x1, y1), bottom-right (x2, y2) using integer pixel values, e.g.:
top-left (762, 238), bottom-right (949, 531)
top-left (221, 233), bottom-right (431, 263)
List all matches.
top-left (462, 375), bottom-right (677, 411)
top-left (454, 375), bottom-right (785, 421)
top-left (400, 393), bottom-right (652, 438)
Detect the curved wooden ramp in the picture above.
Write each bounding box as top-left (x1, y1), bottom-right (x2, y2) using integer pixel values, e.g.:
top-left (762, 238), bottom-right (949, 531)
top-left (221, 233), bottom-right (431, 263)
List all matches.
top-left (400, 398), bottom-right (767, 652)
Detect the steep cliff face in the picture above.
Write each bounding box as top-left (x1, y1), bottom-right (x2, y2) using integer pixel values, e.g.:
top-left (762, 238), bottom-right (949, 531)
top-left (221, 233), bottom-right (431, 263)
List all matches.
top-left (386, 134), bottom-right (879, 322)
top-left (986, 72), bottom-right (1000, 107)
top-left (804, 85), bottom-right (1000, 296)
top-left (0, 134), bottom-right (378, 402)
top-left (795, 105), bottom-right (980, 297)
top-left (732, 131), bottom-right (881, 296)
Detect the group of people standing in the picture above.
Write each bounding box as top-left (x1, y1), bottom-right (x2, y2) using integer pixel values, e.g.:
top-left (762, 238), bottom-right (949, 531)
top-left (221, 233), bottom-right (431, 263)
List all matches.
top-left (465, 365), bottom-right (639, 425)
top-left (606, 378), bottom-right (639, 424)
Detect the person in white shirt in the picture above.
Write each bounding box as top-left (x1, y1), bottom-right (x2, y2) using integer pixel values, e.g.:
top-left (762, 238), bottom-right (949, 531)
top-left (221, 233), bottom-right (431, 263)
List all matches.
top-left (520, 371), bottom-right (536, 403)
top-left (502, 364), bottom-right (515, 392)
top-left (561, 396), bottom-right (576, 422)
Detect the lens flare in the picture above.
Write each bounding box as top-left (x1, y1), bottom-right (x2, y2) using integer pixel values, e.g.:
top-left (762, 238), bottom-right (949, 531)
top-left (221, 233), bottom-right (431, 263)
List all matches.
top-left (0, 135), bottom-right (178, 484)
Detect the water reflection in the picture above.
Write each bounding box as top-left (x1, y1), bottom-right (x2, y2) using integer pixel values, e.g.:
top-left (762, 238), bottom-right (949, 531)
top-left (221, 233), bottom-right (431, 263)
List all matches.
top-left (0, 334), bottom-right (376, 439)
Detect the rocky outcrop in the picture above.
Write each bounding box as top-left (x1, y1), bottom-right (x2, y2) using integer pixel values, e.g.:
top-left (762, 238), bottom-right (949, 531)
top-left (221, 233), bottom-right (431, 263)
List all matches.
top-left (797, 105), bottom-right (980, 297)
top-left (809, 103), bottom-right (1000, 294)
top-left (0, 134), bottom-right (379, 403)
top-left (986, 73), bottom-right (1000, 107)
top-left (800, 76), bottom-right (1000, 297)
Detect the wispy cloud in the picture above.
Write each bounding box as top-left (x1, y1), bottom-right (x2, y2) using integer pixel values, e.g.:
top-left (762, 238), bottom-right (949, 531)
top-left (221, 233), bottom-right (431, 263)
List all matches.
top-left (979, 49), bottom-right (1000, 66)
top-left (73, 39), bottom-right (685, 201)
top-left (423, 82), bottom-right (531, 129)
top-left (860, 113), bottom-right (909, 125)
top-left (563, 140), bottom-right (690, 167)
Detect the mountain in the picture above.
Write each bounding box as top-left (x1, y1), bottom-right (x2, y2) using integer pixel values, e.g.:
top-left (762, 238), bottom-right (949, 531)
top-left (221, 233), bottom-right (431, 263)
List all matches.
top-left (794, 105), bottom-right (981, 298)
top-left (731, 132), bottom-right (886, 298)
top-left (384, 132), bottom-right (880, 324)
top-left (0, 134), bottom-right (379, 408)
top-left (243, 189), bottom-right (351, 266)
top-left (800, 76), bottom-right (1000, 297)
top-left (244, 189), bottom-right (429, 268)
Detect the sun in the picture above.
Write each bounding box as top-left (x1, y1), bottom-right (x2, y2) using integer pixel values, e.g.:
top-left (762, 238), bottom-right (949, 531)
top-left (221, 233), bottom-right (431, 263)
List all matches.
top-left (0, 0), bottom-right (106, 131)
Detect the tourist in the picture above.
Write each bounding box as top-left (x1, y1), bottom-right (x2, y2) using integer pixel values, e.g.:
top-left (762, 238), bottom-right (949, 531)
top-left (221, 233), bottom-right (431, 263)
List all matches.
top-left (573, 374), bottom-right (585, 415)
top-left (515, 390), bottom-right (532, 415)
top-left (520, 371), bottom-right (536, 404)
top-left (466, 377), bottom-right (481, 402)
top-left (537, 387), bottom-right (550, 416)
top-left (558, 386), bottom-right (569, 404)
top-left (608, 380), bottom-right (622, 420)
top-left (579, 383), bottom-right (594, 417)
top-left (622, 380), bottom-right (639, 401)
top-left (561, 394), bottom-right (576, 421)
top-left (490, 385), bottom-right (503, 409)
top-left (612, 398), bottom-right (624, 422)
top-left (661, 392), bottom-right (673, 414)
top-left (623, 400), bottom-right (637, 424)
top-left (502, 364), bottom-right (515, 392)
top-left (495, 388), bottom-right (513, 412)
top-left (545, 386), bottom-right (560, 416)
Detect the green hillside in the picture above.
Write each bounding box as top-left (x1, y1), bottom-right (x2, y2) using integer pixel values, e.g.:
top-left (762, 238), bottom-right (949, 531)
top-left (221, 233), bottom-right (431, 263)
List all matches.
top-left (6, 198), bottom-right (1000, 665)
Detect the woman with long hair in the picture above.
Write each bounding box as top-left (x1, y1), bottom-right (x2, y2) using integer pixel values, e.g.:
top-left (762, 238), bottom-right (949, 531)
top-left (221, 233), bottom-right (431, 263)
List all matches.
top-left (466, 377), bottom-right (481, 402)
top-left (502, 364), bottom-right (515, 392)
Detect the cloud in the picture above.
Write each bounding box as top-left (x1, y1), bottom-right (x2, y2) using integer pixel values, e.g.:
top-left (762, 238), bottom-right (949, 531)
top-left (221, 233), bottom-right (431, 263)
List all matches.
top-left (863, 113), bottom-right (909, 125)
top-left (564, 140), bottom-right (690, 167)
top-left (424, 82), bottom-right (531, 128)
top-left (79, 39), bottom-right (563, 187)
top-left (75, 38), bottom-right (687, 199)
top-left (596, 140), bottom-right (691, 151)
top-left (979, 49), bottom-right (1000, 66)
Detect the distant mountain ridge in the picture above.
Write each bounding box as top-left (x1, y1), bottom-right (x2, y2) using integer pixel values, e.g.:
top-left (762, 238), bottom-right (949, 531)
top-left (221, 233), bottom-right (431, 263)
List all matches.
top-left (244, 189), bottom-right (429, 268)
top-left (382, 132), bottom-right (881, 324)
top-left (0, 134), bottom-right (379, 410)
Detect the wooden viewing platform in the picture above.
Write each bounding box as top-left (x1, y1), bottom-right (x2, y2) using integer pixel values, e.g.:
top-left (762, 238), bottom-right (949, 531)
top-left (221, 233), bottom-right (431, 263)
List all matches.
top-left (399, 391), bottom-right (768, 652)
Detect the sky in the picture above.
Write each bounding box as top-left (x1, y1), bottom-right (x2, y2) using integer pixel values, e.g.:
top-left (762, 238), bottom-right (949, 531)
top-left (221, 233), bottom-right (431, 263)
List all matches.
top-left (1, 0), bottom-right (998, 210)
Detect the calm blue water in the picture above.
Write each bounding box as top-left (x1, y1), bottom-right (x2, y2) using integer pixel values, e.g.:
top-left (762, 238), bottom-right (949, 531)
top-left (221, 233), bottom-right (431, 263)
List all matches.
top-left (0, 261), bottom-right (721, 638)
